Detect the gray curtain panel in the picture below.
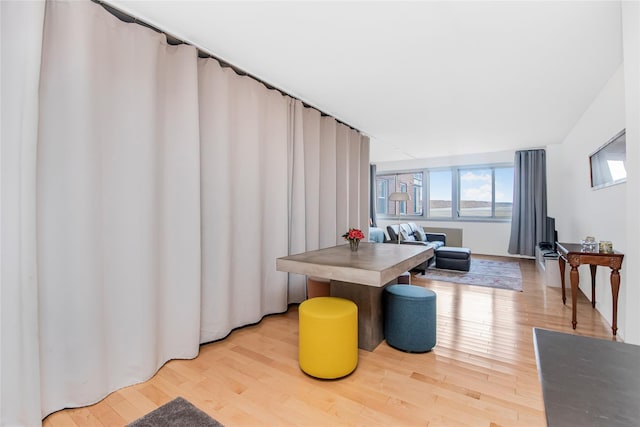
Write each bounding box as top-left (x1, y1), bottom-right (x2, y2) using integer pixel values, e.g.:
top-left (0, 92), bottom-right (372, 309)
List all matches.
top-left (370, 163), bottom-right (377, 227)
top-left (508, 149), bottom-right (548, 256)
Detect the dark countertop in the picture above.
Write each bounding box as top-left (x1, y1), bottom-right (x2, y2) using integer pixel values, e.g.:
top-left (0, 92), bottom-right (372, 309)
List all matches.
top-left (533, 328), bottom-right (640, 426)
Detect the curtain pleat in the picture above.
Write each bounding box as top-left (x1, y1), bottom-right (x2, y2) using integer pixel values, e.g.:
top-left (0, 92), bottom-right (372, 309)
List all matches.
top-left (319, 117), bottom-right (338, 248)
top-left (37, 0), bottom-right (201, 415)
top-left (2, 0), bottom-right (369, 422)
top-left (287, 99), bottom-right (307, 302)
top-left (348, 129), bottom-right (361, 228)
top-left (302, 107), bottom-right (322, 251)
top-left (198, 59), bottom-right (289, 341)
top-left (335, 124), bottom-right (350, 239)
top-left (508, 149), bottom-right (548, 256)
top-left (0, 1), bottom-right (46, 425)
top-left (360, 137), bottom-right (371, 236)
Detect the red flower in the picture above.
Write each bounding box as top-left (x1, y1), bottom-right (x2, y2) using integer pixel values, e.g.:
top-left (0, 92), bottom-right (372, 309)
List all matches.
top-left (342, 228), bottom-right (365, 242)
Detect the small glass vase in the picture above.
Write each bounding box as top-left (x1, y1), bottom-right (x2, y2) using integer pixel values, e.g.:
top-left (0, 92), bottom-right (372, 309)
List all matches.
top-left (349, 239), bottom-right (360, 252)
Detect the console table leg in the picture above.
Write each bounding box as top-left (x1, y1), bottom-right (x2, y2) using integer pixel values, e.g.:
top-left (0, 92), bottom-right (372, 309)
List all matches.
top-left (559, 256), bottom-right (566, 304)
top-left (590, 264), bottom-right (597, 308)
top-left (611, 269), bottom-right (620, 336)
top-left (570, 265), bottom-right (579, 329)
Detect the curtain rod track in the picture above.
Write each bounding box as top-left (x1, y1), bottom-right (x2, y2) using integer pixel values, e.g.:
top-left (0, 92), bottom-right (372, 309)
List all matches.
top-left (90, 0), bottom-right (361, 132)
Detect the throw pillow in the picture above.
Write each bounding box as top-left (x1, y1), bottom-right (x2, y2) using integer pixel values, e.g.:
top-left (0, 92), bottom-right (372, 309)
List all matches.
top-left (415, 228), bottom-right (427, 242)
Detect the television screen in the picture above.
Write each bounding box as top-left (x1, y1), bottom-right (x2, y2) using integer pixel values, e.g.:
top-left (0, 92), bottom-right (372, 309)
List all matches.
top-left (546, 216), bottom-right (556, 250)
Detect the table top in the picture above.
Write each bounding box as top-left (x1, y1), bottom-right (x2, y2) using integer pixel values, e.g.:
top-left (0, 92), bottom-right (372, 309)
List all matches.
top-left (533, 328), bottom-right (640, 427)
top-left (276, 242), bottom-right (432, 287)
top-left (557, 242), bottom-right (623, 257)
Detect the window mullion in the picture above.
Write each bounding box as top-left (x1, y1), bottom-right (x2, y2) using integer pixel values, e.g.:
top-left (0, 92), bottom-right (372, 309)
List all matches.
top-left (491, 168), bottom-right (496, 217)
top-left (424, 169), bottom-right (429, 218)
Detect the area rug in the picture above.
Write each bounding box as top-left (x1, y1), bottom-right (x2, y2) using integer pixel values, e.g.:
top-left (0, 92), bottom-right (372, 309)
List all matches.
top-left (126, 397), bottom-right (224, 427)
top-left (416, 259), bottom-right (523, 291)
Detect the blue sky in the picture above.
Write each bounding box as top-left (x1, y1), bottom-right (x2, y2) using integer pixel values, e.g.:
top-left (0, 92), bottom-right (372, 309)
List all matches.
top-left (429, 168), bottom-right (513, 202)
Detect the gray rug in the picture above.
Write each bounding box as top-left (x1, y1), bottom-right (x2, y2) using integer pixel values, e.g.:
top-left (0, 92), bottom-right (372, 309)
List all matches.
top-left (417, 259), bottom-right (523, 291)
top-left (126, 397), bottom-right (224, 427)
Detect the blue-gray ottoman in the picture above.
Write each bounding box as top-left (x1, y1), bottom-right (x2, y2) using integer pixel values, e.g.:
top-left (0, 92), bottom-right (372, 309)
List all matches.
top-left (435, 246), bottom-right (471, 271)
top-left (383, 285), bottom-right (437, 352)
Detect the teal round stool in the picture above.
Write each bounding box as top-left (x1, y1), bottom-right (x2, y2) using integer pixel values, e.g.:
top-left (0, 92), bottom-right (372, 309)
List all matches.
top-left (383, 285), bottom-right (437, 352)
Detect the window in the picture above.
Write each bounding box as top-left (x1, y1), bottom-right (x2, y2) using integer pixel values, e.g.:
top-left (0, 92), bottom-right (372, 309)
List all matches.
top-left (428, 170), bottom-right (452, 218)
top-left (376, 172), bottom-right (424, 216)
top-left (376, 179), bottom-right (389, 214)
top-left (412, 173), bottom-right (423, 216)
top-left (494, 167), bottom-right (514, 218)
top-left (589, 129), bottom-right (626, 189)
top-left (459, 168), bottom-right (492, 217)
top-left (376, 164), bottom-right (513, 221)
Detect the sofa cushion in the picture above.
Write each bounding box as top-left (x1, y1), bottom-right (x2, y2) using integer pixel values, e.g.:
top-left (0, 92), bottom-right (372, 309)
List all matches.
top-left (429, 240), bottom-right (445, 249)
top-left (386, 224), bottom-right (447, 249)
top-left (414, 228), bottom-right (427, 242)
top-left (399, 229), bottom-right (413, 242)
top-left (399, 224), bottom-right (416, 241)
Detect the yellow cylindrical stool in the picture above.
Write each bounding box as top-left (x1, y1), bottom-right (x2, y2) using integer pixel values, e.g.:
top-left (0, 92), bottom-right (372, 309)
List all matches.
top-left (306, 276), bottom-right (330, 299)
top-left (298, 297), bottom-right (358, 379)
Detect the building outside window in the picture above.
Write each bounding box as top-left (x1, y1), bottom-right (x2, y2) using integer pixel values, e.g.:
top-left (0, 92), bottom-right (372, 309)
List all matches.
top-left (376, 172), bottom-right (423, 216)
top-left (376, 179), bottom-right (389, 214)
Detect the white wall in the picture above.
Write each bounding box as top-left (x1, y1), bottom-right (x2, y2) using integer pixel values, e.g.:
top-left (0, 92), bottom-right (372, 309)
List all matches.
top-left (375, 5), bottom-right (640, 344)
top-left (621, 0), bottom-right (640, 345)
top-left (547, 65), bottom-right (628, 339)
top-left (376, 150), bottom-right (518, 257)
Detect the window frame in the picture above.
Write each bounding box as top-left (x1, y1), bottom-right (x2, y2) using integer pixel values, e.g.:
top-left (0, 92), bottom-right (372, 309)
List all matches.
top-left (375, 163), bottom-right (513, 222)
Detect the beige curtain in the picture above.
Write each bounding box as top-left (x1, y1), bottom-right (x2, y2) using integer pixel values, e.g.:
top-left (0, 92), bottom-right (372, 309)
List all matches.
top-left (37, 0), bottom-right (202, 415)
top-left (1, 1), bottom-right (46, 425)
top-left (319, 117), bottom-right (339, 248)
top-left (2, 0), bottom-right (370, 423)
top-left (198, 58), bottom-right (289, 342)
top-left (287, 105), bottom-right (370, 302)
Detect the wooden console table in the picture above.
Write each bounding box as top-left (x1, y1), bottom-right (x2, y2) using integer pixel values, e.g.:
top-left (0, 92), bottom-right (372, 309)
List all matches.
top-left (556, 242), bottom-right (624, 335)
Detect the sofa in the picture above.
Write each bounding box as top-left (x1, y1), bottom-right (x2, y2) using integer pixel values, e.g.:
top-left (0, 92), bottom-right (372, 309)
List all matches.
top-left (385, 223), bottom-right (447, 273)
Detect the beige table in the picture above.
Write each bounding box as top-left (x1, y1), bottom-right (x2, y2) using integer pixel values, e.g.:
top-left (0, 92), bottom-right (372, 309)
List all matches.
top-left (276, 242), bottom-right (433, 351)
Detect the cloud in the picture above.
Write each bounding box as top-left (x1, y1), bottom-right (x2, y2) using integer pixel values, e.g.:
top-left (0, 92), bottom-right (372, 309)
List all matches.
top-left (460, 171), bottom-right (491, 183)
top-left (462, 183), bottom-right (492, 201)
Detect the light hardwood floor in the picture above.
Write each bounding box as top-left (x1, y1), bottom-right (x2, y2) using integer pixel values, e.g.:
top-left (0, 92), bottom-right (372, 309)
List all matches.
top-left (43, 255), bottom-right (616, 427)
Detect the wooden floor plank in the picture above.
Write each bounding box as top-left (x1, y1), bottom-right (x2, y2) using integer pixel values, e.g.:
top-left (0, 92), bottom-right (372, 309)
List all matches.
top-left (42, 255), bottom-right (617, 426)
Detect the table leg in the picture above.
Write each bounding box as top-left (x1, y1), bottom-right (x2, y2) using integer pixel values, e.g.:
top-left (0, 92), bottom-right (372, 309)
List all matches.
top-left (570, 264), bottom-right (580, 329)
top-left (330, 280), bottom-right (388, 351)
top-left (558, 256), bottom-right (566, 304)
top-left (589, 264), bottom-right (597, 308)
top-left (610, 268), bottom-right (621, 336)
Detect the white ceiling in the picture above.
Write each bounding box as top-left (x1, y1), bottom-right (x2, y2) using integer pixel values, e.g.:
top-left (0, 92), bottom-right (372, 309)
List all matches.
top-left (105, 1), bottom-right (623, 163)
